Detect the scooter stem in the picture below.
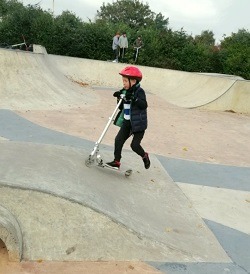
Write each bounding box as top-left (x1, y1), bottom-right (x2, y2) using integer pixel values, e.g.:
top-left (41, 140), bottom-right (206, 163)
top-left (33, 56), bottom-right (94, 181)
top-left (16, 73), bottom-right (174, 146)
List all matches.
top-left (90, 95), bottom-right (124, 156)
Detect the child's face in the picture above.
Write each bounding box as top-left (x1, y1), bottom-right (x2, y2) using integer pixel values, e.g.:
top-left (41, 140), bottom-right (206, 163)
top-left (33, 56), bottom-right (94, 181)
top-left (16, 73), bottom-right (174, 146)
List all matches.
top-left (122, 77), bottom-right (136, 90)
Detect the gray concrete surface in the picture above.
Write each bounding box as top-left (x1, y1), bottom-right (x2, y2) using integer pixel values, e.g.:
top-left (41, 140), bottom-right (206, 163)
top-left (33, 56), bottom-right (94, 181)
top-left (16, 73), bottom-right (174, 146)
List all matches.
top-left (0, 206), bottom-right (23, 261)
top-left (0, 187), bottom-right (182, 261)
top-left (0, 49), bottom-right (96, 110)
top-left (150, 220), bottom-right (250, 274)
top-left (0, 141), bottom-right (230, 262)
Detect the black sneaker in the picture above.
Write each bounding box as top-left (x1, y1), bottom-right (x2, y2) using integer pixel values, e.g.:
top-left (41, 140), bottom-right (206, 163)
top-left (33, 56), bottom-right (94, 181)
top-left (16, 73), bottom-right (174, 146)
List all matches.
top-left (105, 160), bottom-right (121, 170)
top-left (142, 152), bottom-right (150, 169)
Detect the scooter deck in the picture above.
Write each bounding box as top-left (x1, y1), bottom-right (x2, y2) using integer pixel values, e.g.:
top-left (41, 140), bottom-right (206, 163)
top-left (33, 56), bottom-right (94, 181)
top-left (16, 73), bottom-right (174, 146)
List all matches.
top-left (97, 163), bottom-right (133, 177)
top-left (85, 156), bottom-right (133, 177)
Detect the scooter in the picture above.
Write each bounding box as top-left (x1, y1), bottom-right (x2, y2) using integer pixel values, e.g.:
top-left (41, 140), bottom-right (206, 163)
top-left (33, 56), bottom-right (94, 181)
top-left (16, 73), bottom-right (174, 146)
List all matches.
top-left (134, 46), bottom-right (141, 63)
top-left (85, 94), bottom-right (132, 177)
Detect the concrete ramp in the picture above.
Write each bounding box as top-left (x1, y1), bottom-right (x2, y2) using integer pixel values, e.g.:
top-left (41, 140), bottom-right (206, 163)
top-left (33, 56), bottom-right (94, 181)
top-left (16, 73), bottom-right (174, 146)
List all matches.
top-left (0, 47), bottom-right (249, 114)
top-left (49, 54), bottom-right (250, 114)
top-left (199, 80), bottom-right (250, 112)
top-left (0, 141), bottom-right (230, 262)
top-left (0, 48), bottom-right (95, 110)
top-left (0, 205), bottom-right (23, 261)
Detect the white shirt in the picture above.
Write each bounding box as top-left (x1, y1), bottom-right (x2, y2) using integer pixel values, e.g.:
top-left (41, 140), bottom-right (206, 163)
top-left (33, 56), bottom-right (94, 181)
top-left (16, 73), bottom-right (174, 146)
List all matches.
top-left (123, 102), bottom-right (131, 120)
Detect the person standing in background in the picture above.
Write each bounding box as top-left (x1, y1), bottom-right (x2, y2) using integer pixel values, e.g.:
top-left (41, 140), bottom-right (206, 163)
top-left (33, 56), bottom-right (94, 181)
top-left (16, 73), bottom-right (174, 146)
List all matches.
top-left (119, 32), bottom-right (128, 62)
top-left (112, 32), bottom-right (120, 62)
top-left (133, 35), bottom-right (143, 63)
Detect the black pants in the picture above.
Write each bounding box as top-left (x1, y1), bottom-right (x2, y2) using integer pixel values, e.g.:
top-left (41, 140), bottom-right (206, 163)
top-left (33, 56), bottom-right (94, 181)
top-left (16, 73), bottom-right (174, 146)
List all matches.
top-left (113, 48), bottom-right (119, 60)
top-left (119, 48), bottom-right (127, 59)
top-left (114, 120), bottom-right (145, 161)
top-left (133, 48), bottom-right (140, 61)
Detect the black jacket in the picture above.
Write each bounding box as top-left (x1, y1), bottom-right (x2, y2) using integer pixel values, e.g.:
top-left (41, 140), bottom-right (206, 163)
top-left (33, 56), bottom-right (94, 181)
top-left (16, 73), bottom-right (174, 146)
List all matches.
top-left (114, 84), bottom-right (148, 133)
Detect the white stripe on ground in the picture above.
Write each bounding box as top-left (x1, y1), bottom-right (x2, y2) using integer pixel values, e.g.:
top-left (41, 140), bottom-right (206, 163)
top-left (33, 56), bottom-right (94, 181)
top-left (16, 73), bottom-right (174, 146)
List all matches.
top-left (177, 182), bottom-right (250, 234)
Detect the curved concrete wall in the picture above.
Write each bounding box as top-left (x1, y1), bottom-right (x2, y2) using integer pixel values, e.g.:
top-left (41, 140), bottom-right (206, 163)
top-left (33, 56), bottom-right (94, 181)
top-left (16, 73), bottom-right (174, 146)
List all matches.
top-left (50, 54), bottom-right (250, 114)
top-left (0, 205), bottom-right (23, 261)
top-left (0, 47), bottom-right (249, 114)
top-left (199, 80), bottom-right (250, 113)
top-left (0, 48), bottom-right (97, 110)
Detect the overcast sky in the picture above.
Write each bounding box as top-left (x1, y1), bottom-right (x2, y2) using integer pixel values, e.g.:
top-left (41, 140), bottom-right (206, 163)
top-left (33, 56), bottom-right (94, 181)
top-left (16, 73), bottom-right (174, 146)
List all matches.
top-left (21, 0), bottom-right (250, 43)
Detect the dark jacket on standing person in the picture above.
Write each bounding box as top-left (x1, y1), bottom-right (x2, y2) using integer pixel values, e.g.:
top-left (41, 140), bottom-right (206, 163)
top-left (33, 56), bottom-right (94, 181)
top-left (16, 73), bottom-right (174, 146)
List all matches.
top-left (133, 37), bottom-right (143, 48)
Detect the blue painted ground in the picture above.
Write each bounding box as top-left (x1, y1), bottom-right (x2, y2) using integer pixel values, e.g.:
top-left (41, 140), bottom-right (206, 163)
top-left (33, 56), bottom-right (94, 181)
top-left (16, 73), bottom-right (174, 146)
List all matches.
top-left (158, 155), bottom-right (250, 191)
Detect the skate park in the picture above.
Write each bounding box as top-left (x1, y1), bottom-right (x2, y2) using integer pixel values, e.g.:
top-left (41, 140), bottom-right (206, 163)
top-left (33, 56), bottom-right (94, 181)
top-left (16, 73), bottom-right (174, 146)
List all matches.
top-left (0, 46), bottom-right (249, 273)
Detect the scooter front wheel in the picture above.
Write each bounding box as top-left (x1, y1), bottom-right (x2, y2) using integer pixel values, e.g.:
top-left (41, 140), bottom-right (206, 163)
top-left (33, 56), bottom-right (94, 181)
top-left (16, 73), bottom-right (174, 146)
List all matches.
top-left (85, 156), bottom-right (94, 167)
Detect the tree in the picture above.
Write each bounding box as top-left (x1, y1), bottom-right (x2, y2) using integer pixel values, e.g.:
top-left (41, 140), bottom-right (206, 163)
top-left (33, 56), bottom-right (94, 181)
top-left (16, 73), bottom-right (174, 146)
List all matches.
top-left (0, 1), bottom-right (29, 44)
top-left (0, 0), bottom-right (8, 16)
top-left (194, 30), bottom-right (215, 47)
top-left (0, 0), bottom-right (54, 47)
top-left (96, 0), bottom-right (168, 30)
top-left (219, 29), bottom-right (250, 79)
top-left (51, 11), bottom-right (84, 55)
top-left (154, 12), bottom-right (169, 31)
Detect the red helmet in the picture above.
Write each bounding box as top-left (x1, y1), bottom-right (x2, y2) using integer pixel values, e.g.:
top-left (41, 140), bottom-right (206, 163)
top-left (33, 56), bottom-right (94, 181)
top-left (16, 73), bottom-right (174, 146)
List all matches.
top-left (119, 66), bottom-right (142, 81)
